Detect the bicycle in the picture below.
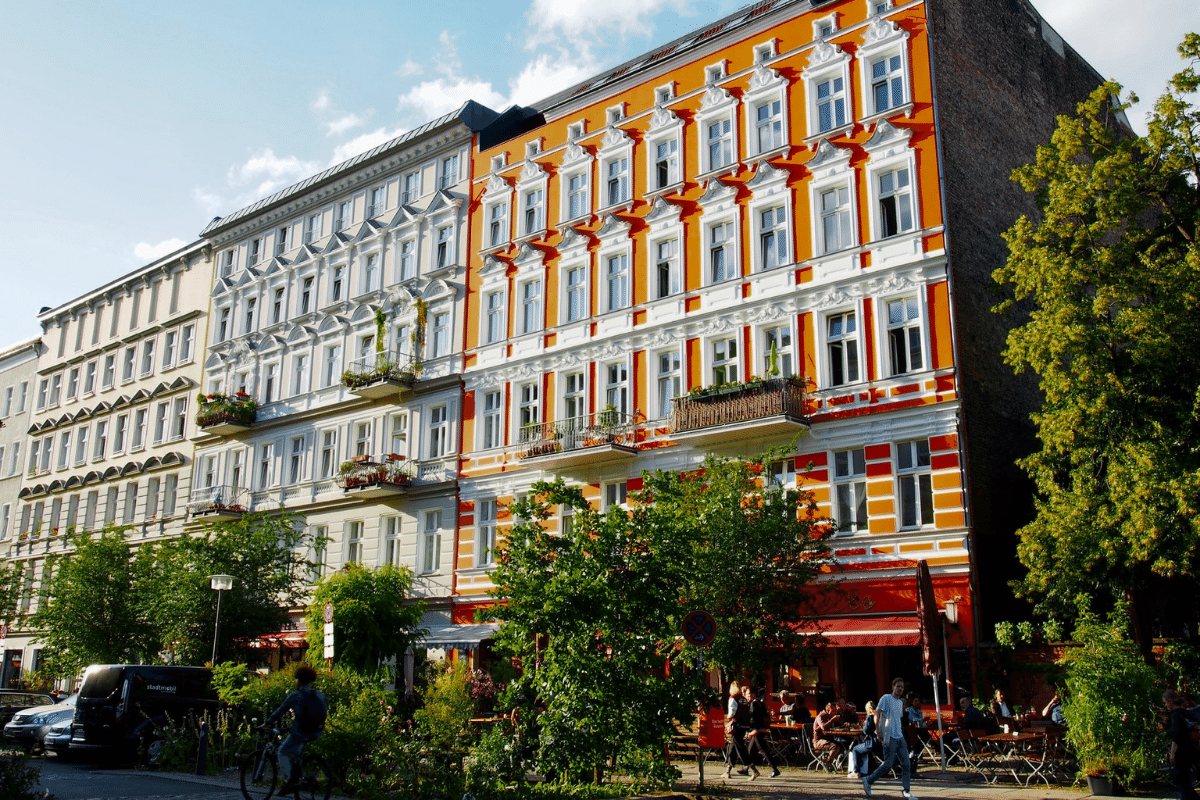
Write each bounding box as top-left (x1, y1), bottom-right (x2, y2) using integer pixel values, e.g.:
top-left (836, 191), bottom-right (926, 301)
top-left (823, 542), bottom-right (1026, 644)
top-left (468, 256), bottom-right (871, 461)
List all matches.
top-left (240, 726), bottom-right (333, 800)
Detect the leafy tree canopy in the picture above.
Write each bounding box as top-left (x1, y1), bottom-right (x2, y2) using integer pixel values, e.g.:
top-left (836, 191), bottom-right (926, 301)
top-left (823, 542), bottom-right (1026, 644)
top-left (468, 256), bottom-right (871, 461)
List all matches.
top-left (487, 453), bottom-right (829, 782)
top-left (994, 35), bottom-right (1200, 634)
top-left (304, 562), bottom-right (425, 674)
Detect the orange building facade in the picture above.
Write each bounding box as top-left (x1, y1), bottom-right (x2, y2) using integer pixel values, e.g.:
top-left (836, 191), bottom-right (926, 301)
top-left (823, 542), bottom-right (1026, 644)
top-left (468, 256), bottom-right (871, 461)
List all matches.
top-left (451, 0), bottom-right (984, 706)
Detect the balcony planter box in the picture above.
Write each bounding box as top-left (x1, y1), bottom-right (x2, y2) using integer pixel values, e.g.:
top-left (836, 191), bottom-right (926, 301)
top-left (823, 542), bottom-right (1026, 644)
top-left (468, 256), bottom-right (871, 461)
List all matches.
top-left (342, 353), bottom-right (418, 399)
top-left (196, 393), bottom-right (257, 434)
top-left (337, 458), bottom-right (415, 499)
top-left (672, 377), bottom-right (808, 441)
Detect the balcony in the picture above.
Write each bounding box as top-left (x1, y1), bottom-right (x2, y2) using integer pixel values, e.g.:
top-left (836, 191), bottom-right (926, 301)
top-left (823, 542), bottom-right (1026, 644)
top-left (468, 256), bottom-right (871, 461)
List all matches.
top-left (671, 377), bottom-right (809, 443)
top-left (196, 393), bottom-right (257, 434)
top-left (341, 349), bottom-right (418, 400)
top-left (336, 454), bottom-right (415, 499)
top-left (188, 485), bottom-right (248, 519)
top-left (517, 411), bottom-right (638, 469)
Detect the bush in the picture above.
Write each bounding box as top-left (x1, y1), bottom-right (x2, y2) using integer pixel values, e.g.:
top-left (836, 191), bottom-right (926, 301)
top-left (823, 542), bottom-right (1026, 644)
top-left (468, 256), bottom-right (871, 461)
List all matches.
top-left (0, 751), bottom-right (49, 800)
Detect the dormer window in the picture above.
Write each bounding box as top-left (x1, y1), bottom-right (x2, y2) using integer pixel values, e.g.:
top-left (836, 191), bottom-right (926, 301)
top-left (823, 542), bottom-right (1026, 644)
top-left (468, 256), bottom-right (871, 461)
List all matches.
top-left (606, 104), bottom-right (625, 125)
top-left (753, 41), bottom-right (776, 64)
top-left (704, 62), bottom-right (725, 83)
top-left (567, 121), bottom-right (586, 141)
top-left (654, 83), bottom-right (674, 104)
top-left (490, 153), bottom-right (508, 171)
top-left (525, 139), bottom-right (542, 159)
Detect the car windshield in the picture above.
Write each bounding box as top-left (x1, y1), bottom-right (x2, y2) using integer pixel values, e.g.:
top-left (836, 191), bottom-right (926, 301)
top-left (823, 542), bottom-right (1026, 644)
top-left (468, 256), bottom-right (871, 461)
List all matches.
top-left (79, 667), bottom-right (125, 699)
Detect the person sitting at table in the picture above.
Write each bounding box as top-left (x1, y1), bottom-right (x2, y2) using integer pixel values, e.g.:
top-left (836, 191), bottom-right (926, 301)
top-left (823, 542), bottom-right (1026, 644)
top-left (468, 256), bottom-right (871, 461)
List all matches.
top-left (777, 691), bottom-right (811, 724)
top-left (939, 695), bottom-right (986, 749)
top-left (904, 694), bottom-right (927, 770)
top-left (743, 685), bottom-right (781, 778)
top-left (813, 701), bottom-right (845, 760)
top-left (991, 688), bottom-right (1020, 732)
top-left (848, 700), bottom-right (881, 779)
top-left (1041, 691), bottom-right (1066, 728)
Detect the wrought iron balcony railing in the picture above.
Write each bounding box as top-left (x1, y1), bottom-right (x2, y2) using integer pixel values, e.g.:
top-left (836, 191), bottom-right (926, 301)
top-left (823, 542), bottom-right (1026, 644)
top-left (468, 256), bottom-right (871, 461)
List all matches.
top-left (518, 411), bottom-right (635, 459)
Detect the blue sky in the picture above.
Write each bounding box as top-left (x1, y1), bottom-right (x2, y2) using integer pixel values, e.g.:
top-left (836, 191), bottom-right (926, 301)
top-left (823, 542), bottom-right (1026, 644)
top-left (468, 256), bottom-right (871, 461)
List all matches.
top-left (0, 0), bottom-right (1195, 348)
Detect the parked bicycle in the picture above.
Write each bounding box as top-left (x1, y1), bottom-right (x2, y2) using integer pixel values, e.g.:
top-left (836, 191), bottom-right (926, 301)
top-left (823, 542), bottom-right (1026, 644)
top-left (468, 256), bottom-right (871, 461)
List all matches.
top-left (240, 725), bottom-right (333, 800)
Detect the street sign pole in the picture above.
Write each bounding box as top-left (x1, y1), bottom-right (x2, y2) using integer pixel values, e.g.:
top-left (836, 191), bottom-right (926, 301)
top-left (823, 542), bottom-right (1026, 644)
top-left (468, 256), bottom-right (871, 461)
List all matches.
top-left (323, 602), bottom-right (334, 667)
top-left (697, 646), bottom-right (705, 789)
top-left (681, 609), bottom-right (717, 790)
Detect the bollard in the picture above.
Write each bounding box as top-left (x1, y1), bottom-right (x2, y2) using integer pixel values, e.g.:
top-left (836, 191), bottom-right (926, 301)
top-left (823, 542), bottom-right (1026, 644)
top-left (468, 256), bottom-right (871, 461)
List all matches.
top-left (195, 719), bottom-right (208, 775)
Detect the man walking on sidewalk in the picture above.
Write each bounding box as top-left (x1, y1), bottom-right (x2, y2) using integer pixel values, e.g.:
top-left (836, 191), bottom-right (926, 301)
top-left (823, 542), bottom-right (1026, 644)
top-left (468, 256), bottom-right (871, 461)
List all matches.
top-left (863, 677), bottom-right (918, 799)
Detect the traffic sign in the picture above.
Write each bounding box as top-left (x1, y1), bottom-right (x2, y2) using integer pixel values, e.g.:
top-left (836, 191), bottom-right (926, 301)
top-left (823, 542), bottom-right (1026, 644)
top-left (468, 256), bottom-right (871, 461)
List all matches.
top-left (682, 609), bottom-right (717, 647)
top-left (323, 602), bottom-right (334, 624)
top-left (323, 621), bottom-right (334, 659)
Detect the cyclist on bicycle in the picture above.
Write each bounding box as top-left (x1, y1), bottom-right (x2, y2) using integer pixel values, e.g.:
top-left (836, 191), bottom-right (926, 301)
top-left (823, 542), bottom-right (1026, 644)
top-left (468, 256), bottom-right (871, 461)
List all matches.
top-left (262, 665), bottom-right (328, 791)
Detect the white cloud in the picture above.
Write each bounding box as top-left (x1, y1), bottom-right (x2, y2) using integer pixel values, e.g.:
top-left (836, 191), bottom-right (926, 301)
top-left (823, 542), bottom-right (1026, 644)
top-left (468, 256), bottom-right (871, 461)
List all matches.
top-left (509, 50), bottom-right (603, 106)
top-left (398, 59), bottom-right (423, 78)
top-left (231, 149), bottom-right (321, 198)
top-left (133, 238), bottom-right (187, 262)
top-left (525, 0), bottom-right (695, 53)
top-left (324, 112), bottom-right (366, 137)
top-left (312, 89), bottom-right (332, 113)
top-left (329, 126), bottom-right (409, 165)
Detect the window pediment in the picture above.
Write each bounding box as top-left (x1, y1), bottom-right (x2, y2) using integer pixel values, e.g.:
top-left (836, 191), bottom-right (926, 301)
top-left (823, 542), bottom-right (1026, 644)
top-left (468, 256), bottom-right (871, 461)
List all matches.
top-left (648, 106), bottom-right (681, 132)
top-left (701, 83), bottom-right (735, 110)
top-left (595, 212), bottom-right (631, 242)
top-left (863, 119), bottom-right (913, 160)
top-left (513, 242), bottom-right (545, 277)
top-left (600, 126), bottom-right (632, 151)
top-left (518, 160), bottom-right (547, 183)
top-left (698, 178), bottom-right (737, 208)
top-left (807, 139), bottom-right (852, 174)
top-left (747, 63), bottom-right (784, 92)
top-left (558, 226), bottom-right (591, 257)
top-left (484, 174), bottom-right (511, 197)
top-left (746, 162), bottom-right (789, 195)
top-left (804, 40), bottom-right (850, 73)
top-left (561, 141), bottom-right (592, 166)
top-left (862, 14), bottom-right (907, 47)
top-left (644, 195), bottom-right (683, 228)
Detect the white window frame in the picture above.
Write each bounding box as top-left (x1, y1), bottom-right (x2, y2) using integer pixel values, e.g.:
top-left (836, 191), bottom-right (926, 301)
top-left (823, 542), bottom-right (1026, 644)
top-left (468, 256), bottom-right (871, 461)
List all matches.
top-left (562, 261), bottom-right (589, 324)
top-left (833, 447), bottom-right (868, 534)
top-left (421, 509), bottom-right (443, 573)
top-left (863, 121), bottom-right (920, 244)
top-left (597, 126), bottom-right (634, 211)
top-left (824, 306), bottom-right (862, 388)
top-left (476, 499), bottom-right (497, 568)
top-left (697, 180), bottom-right (740, 286)
top-left (802, 40), bottom-right (853, 140)
top-left (746, 162), bottom-right (793, 273)
top-left (480, 390), bottom-right (503, 450)
top-left (655, 349), bottom-right (682, 420)
top-left (518, 278), bottom-right (542, 336)
top-left (761, 323), bottom-right (796, 379)
top-left (482, 180), bottom-right (512, 250)
top-left (708, 335), bottom-right (740, 385)
top-left (880, 292), bottom-right (927, 377)
top-left (807, 140), bottom-right (858, 259)
top-left (427, 404), bottom-right (449, 459)
top-left (482, 287), bottom-right (507, 345)
top-left (857, 15), bottom-right (912, 123)
top-left (896, 438), bottom-right (933, 529)
top-left (743, 63), bottom-right (788, 159)
top-left (515, 159), bottom-right (548, 240)
top-left (696, 82), bottom-right (738, 177)
top-left (601, 251), bottom-right (630, 314)
top-left (558, 142), bottom-right (593, 224)
top-left (645, 105), bottom-right (683, 194)
top-left (645, 196), bottom-right (684, 301)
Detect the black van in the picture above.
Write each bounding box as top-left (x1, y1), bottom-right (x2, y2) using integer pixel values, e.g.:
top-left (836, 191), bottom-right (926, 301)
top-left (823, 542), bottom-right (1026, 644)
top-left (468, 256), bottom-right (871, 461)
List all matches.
top-left (70, 665), bottom-right (217, 763)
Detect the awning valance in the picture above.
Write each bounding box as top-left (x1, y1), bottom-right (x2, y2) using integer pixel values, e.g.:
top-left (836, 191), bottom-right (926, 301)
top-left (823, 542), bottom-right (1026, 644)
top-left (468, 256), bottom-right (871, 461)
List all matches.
top-left (418, 623), bottom-right (500, 651)
top-left (811, 615), bottom-right (920, 648)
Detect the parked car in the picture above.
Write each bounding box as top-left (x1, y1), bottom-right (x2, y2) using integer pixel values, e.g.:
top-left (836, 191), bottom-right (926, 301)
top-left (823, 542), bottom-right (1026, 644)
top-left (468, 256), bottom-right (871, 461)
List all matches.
top-left (3, 692), bottom-right (77, 751)
top-left (70, 665), bottom-right (216, 764)
top-left (43, 717), bottom-right (73, 757)
top-left (0, 690), bottom-right (55, 728)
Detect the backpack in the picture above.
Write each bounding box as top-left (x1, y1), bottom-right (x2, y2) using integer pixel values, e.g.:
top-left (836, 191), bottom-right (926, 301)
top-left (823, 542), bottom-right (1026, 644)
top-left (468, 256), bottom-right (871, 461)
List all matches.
top-left (296, 688), bottom-right (328, 735)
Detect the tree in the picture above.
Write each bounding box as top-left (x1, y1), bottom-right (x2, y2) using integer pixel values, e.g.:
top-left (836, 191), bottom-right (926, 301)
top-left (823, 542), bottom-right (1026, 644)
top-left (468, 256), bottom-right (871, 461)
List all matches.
top-left (303, 562), bottom-right (425, 674)
top-left (994, 36), bottom-right (1200, 646)
top-left (31, 528), bottom-right (158, 677)
top-left (139, 512), bottom-right (321, 664)
top-left (488, 454), bottom-right (828, 783)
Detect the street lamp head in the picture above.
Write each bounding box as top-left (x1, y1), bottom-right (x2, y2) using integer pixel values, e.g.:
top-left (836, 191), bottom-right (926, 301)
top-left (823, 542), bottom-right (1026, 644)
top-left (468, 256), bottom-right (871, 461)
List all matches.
top-left (209, 574), bottom-right (235, 591)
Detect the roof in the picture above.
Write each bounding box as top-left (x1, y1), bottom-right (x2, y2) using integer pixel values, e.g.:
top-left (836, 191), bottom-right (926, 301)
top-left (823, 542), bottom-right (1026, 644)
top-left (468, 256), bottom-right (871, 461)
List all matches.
top-left (200, 100), bottom-right (501, 237)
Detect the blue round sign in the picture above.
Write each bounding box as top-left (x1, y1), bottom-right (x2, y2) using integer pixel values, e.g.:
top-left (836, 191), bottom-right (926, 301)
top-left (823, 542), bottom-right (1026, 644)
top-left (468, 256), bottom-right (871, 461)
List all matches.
top-left (682, 609), bottom-right (717, 647)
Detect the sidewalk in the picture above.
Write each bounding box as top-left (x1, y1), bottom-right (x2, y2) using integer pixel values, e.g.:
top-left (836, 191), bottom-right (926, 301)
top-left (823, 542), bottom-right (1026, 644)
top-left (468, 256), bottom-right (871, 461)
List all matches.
top-left (670, 761), bottom-right (1179, 799)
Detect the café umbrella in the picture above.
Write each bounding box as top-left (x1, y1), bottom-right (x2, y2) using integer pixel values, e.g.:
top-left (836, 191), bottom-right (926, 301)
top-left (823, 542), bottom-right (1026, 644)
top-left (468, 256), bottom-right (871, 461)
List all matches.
top-left (916, 559), bottom-right (947, 769)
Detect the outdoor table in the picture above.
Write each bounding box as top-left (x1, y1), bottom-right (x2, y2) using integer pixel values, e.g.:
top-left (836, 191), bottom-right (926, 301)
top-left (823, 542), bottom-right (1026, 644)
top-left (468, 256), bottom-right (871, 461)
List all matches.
top-left (975, 732), bottom-right (1041, 784)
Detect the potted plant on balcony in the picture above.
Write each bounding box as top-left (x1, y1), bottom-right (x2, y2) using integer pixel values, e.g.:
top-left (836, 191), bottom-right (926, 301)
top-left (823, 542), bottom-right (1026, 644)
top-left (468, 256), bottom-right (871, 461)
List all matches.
top-left (196, 391), bottom-right (257, 427)
top-left (337, 461), bottom-right (364, 489)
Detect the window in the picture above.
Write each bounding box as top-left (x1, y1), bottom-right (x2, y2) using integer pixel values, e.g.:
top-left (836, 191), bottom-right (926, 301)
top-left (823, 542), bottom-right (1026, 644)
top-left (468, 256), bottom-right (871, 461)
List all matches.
top-left (36, 378), bottom-right (47, 410)
top-left (877, 167), bottom-right (914, 238)
top-left (216, 308), bottom-right (230, 342)
top-left (180, 325), bottom-right (195, 362)
top-left (421, 510), bottom-right (442, 573)
top-left (66, 367), bottom-right (79, 400)
top-left (220, 249), bottom-right (235, 278)
top-left (484, 291), bottom-right (505, 343)
top-left (886, 296), bottom-right (924, 375)
top-left (335, 200), bottom-right (352, 232)
top-left (654, 238), bottom-right (680, 299)
top-left (605, 157), bottom-right (629, 206)
top-left (518, 382), bottom-right (540, 436)
top-left (603, 481), bottom-right (627, 510)
top-left (521, 280), bottom-right (542, 334)
top-left (153, 402), bottom-right (168, 444)
top-left (871, 54), bottom-right (905, 114)
top-left (477, 499), bottom-right (497, 567)
top-left (248, 237), bottom-right (262, 266)
top-left (271, 288), bottom-right (284, 324)
top-left (819, 186), bottom-right (853, 254)
top-left (40, 434), bottom-right (52, 472)
top-left (711, 337), bottom-right (739, 384)
top-left (563, 372), bottom-right (585, 420)
top-left (389, 413), bottom-right (407, 457)
top-left (605, 362), bottom-right (628, 414)
top-left (567, 172), bottom-right (588, 220)
top-left (382, 516), bottom-right (400, 567)
top-left (310, 526), bottom-right (328, 582)
top-left (141, 339), bottom-right (156, 375)
top-left (330, 266), bottom-right (344, 302)
top-left (258, 442), bottom-right (274, 488)
top-left (262, 363), bottom-right (277, 404)
top-left (163, 473), bottom-right (178, 517)
top-left (298, 278), bottom-right (313, 314)
top-left (75, 314), bottom-right (87, 350)
top-left (276, 225), bottom-right (289, 255)
top-left (49, 373), bottom-right (62, 406)
top-left (347, 521), bottom-right (363, 564)
top-left (481, 391), bottom-right (502, 449)
top-left (123, 482), bottom-right (138, 523)
top-left (707, 118), bottom-right (733, 171)
top-left (5, 443), bottom-right (15, 477)
top-left (435, 227), bottom-right (453, 269)
top-left (305, 212), bottom-right (323, 244)
top-left (288, 436), bottom-right (305, 484)
top-left (403, 171), bottom-right (420, 203)
top-left (763, 325), bottom-right (795, 378)
top-left (319, 429), bottom-right (338, 478)
top-left (754, 99), bottom-right (783, 153)
top-left (488, 202), bottom-right (509, 247)
top-left (604, 254), bottom-right (628, 312)
top-left (145, 477), bottom-right (159, 520)
top-left (161, 332), bottom-right (176, 369)
top-left (564, 266), bottom-right (587, 322)
top-left (93, 420), bottom-right (107, 460)
top-left (73, 426), bottom-right (89, 465)
top-left (292, 353), bottom-right (309, 395)
top-left (827, 311), bottom-right (860, 386)
top-left (897, 439), bottom-right (933, 528)
top-left (1, 387), bottom-right (10, 417)
top-left (363, 253), bottom-right (380, 293)
top-left (431, 312), bottom-right (450, 357)
top-left (113, 414), bottom-right (128, 454)
top-left (521, 188), bottom-right (544, 236)
top-left (833, 447), bottom-right (867, 533)
top-left (105, 486), bottom-right (118, 525)
top-left (399, 240), bottom-right (416, 281)
top-left (131, 408), bottom-right (147, 450)
top-left (428, 405), bottom-right (449, 458)
top-left (709, 222), bottom-right (735, 283)
top-left (57, 432), bottom-right (70, 470)
top-left (817, 76), bottom-right (847, 133)
top-left (656, 351), bottom-right (681, 418)
top-left (0, 505), bottom-right (9, 540)
top-left (654, 138), bottom-right (679, 189)
top-left (759, 206), bottom-right (788, 270)
top-left (171, 397), bottom-right (187, 439)
top-left (323, 344), bottom-right (342, 387)
top-left (439, 154), bottom-right (459, 189)
top-left (369, 186), bottom-right (386, 217)
top-left (354, 421), bottom-right (372, 457)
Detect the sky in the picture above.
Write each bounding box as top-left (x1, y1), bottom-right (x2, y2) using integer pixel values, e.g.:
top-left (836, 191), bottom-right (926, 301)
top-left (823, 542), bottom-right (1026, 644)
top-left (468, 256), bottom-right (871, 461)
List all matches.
top-left (0, 0), bottom-right (1195, 349)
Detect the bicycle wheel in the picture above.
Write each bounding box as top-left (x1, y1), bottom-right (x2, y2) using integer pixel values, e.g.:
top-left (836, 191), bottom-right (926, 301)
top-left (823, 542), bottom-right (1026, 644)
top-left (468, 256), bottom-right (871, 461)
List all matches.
top-left (291, 753), bottom-right (333, 800)
top-left (240, 748), bottom-right (278, 800)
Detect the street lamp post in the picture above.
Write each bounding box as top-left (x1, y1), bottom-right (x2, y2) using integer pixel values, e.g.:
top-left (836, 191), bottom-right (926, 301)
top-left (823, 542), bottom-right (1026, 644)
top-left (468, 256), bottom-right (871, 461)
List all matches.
top-left (209, 575), bottom-right (235, 665)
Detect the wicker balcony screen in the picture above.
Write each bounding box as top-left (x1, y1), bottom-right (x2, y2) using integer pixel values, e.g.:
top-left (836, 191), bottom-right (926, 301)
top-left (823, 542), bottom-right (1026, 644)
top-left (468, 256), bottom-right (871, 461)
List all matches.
top-left (671, 377), bottom-right (807, 433)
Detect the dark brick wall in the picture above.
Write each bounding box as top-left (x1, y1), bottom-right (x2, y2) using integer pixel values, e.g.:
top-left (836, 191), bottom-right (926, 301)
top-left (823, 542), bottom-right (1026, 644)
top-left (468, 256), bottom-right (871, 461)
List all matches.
top-left (926, 0), bottom-right (1107, 634)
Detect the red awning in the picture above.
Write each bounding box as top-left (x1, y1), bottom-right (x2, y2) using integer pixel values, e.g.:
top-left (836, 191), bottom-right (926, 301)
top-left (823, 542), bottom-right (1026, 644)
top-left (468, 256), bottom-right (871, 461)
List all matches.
top-left (811, 615), bottom-right (921, 648)
top-left (248, 631), bottom-right (309, 650)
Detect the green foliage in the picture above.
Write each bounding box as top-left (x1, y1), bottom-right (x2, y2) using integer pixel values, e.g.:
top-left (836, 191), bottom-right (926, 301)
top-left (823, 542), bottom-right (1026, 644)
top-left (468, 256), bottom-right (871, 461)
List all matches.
top-left (0, 751), bottom-right (49, 799)
top-left (489, 454), bottom-right (828, 783)
top-left (153, 707), bottom-right (257, 775)
top-left (0, 561), bottom-right (23, 628)
top-left (1060, 615), bottom-right (1166, 785)
top-left (211, 661), bottom-right (253, 706)
top-left (304, 563), bottom-right (424, 674)
top-left (994, 36), bottom-right (1200, 631)
top-left (31, 527), bottom-right (158, 676)
top-left (413, 662), bottom-right (477, 752)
